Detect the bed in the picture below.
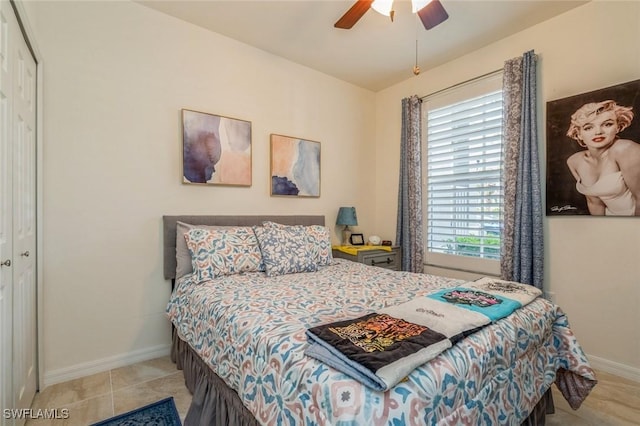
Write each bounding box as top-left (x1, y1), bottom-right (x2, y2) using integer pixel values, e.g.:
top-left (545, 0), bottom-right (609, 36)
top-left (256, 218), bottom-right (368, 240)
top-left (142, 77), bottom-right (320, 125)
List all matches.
top-left (163, 215), bottom-right (596, 425)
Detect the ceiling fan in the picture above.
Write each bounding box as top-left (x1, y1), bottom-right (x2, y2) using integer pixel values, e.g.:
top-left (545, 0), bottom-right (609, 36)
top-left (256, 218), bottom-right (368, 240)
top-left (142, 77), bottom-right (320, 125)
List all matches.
top-left (335, 0), bottom-right (449, 30)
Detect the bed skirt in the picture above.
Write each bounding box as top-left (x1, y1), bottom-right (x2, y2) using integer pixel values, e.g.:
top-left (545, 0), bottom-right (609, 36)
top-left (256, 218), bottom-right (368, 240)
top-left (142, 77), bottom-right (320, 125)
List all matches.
top-left (172, 329), bottom-right (554, 425)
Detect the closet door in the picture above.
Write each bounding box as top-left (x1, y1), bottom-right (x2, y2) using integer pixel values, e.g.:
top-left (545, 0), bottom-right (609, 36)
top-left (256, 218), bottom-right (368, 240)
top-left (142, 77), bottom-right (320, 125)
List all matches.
top-left (0, 0), bottom-right (37, 421)
top-left (11, 0), bottom-right (36, 412)
top-left (0, 0), bottom-right (15, 419)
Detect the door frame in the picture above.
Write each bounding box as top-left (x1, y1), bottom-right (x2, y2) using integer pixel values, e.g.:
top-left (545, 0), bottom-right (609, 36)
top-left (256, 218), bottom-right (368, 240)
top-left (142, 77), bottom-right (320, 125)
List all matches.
top-left (10, 0), bottom-right (43, 391)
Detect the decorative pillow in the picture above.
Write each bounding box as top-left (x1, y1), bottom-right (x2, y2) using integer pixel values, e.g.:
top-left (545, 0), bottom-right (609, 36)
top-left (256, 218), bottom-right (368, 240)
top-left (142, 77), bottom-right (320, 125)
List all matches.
top-left (262, 221), bottom-right (333, 266)
top-left (184, 227), bottom-right (264, 283)
top-left (253, 225), bottom-right (318, 277)
top-left (175, 222), bottom-right (231, 279)
top-left (305, 225), bottom-right (333, 266)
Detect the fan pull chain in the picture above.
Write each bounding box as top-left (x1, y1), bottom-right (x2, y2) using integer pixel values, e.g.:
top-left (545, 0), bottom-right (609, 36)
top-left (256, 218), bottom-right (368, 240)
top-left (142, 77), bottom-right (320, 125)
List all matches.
top-left (413, 16), bottom-right (420, 76)
top-left (413, 39), bottom-right (420, 75)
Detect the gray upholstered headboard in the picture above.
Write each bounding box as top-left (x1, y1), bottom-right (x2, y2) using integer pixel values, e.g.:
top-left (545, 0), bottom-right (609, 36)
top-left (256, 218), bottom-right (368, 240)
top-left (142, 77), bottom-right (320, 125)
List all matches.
top-left (162, 215), bottom-right (325, 280)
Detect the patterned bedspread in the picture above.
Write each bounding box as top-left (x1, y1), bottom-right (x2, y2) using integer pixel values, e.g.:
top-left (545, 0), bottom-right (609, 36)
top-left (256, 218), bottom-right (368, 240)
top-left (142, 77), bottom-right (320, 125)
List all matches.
top-left (166, 259), bottom-right (596, 425)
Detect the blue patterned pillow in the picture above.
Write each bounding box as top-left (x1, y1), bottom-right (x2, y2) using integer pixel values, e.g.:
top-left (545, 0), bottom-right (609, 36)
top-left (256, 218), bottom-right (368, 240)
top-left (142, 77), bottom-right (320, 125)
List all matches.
top-left (305, 225), bottom-right (333, 266)
top-left (254, 225), bottom-right (318, 277)
top-left (176, 222), bottom-right (233, 279)
top-left (184, 227), bottom-right (264, 283)
top-left (262, 222), bottom-right (333, 266)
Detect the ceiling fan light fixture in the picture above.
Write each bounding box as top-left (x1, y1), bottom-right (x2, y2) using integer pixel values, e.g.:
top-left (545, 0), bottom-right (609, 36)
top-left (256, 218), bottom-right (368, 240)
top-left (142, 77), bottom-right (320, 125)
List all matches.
top-left (411, 0), bottom-right (432, 13)
top-left (371, 0), bottom-right (394, 17)
top-left (335, 0), bottom-right (447, 31)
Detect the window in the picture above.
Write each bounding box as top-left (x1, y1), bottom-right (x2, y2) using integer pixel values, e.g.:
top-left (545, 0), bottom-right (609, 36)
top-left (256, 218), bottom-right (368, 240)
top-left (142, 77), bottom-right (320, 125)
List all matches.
top-left (423, 73), bottom-right (503, 275)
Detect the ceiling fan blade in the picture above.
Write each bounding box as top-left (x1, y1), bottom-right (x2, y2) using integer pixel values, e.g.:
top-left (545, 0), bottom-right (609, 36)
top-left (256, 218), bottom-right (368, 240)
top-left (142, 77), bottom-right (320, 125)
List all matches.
top-left (334, 0), bottom-right (374, 29)
top-left (417, 0), bottom-right (449, 30)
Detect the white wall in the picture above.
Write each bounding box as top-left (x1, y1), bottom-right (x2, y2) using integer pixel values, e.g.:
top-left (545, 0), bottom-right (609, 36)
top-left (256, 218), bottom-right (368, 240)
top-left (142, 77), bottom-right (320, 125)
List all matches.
top-left (25, 0), bottom-right (377, 383)
top-left (375, 1), bottom-right (640, 378)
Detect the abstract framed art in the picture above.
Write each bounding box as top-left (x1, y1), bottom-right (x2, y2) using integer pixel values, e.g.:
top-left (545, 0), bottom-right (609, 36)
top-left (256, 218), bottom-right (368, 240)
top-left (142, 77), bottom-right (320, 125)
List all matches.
top-left (270, 134), bottom-right (321, 197)
top-left (182, 109), bottom-right (252, 186)
top-left (546, 79), bottom-right (640, 216)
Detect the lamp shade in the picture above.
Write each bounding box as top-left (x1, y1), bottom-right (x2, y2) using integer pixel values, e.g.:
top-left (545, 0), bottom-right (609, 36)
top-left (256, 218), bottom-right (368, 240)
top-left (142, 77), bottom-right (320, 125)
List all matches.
top-left (336, 207), bottom-right (358, 226)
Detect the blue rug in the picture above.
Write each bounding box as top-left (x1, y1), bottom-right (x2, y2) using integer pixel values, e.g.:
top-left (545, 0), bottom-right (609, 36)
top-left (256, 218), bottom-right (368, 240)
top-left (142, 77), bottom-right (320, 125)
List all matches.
top-left (91, 397), bottom-right (181, 426)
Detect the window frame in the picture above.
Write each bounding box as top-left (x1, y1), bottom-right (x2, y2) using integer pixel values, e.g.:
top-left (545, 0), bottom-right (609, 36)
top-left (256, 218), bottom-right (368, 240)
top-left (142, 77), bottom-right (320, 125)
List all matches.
top-left (422, 72), bottom-right (504, 276)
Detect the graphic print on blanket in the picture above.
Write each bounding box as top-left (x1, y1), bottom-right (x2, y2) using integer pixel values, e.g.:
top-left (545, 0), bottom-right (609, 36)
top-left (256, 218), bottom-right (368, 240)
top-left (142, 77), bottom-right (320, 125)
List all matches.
top-left (428, 287), bottom-right (522, 321)
top-left (308, 312), bottom-right (448, 372)
top-left (442, 289), bottom-right (502, 307)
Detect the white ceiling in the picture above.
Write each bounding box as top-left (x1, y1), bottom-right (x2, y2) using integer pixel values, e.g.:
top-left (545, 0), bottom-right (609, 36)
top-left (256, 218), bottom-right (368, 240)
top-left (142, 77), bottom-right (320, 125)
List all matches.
top-left (136, 0), bottom-right (588, 92)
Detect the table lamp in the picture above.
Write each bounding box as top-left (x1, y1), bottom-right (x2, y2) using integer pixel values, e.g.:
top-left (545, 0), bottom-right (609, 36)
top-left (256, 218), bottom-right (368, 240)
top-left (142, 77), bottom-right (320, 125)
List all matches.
top-left (336, 207), bottom-right (358, 246)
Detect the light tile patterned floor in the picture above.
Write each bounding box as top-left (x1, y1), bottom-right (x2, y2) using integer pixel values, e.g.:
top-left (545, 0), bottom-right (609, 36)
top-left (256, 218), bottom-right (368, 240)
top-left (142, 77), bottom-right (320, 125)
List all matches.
top-left (548, 369), bottom-right (640, 426)
top-left (27, 357), bottom-right (639, 425)
top-left (26, 357), bottom-right (191, 425)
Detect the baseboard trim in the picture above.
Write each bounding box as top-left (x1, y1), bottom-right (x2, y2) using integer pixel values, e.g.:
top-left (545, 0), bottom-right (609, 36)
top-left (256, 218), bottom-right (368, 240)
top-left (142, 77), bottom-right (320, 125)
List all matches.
top-left (587, 353), bottom-right (640, 383)
top-left (42, 344), bottom-right (171, 388)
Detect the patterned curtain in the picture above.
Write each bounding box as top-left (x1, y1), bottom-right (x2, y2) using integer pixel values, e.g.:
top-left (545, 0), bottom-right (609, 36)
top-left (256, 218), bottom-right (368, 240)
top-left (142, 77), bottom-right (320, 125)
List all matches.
top-left (396, 95), bottom-right (424, 272)
top-left (501, 50), bottom-right (544, 289)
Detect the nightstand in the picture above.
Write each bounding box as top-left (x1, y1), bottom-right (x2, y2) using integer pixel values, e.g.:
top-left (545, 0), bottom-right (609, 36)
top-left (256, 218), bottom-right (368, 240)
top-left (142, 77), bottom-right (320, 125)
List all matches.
top-left (332, 247), bottom-right (401, 271)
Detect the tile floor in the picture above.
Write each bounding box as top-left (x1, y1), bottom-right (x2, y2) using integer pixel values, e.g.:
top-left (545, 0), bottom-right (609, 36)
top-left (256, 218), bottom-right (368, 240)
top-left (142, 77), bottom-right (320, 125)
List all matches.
top-left (26, 357), bottom-right (191, 425)
top-left (27, 357), bottom-right (639, 425)
top-left (548, 369), bottom-right (640, 426)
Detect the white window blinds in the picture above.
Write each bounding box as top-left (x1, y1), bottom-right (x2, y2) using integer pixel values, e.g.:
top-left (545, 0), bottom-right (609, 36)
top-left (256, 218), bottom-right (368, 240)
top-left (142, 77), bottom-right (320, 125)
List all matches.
top-left (424, 73), bottom-right (503, 274)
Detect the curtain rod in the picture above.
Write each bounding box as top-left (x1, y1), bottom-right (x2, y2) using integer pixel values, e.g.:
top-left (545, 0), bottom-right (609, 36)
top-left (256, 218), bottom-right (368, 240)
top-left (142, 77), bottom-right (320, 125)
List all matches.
top-left (420, 68), bottom-right (503, 100)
